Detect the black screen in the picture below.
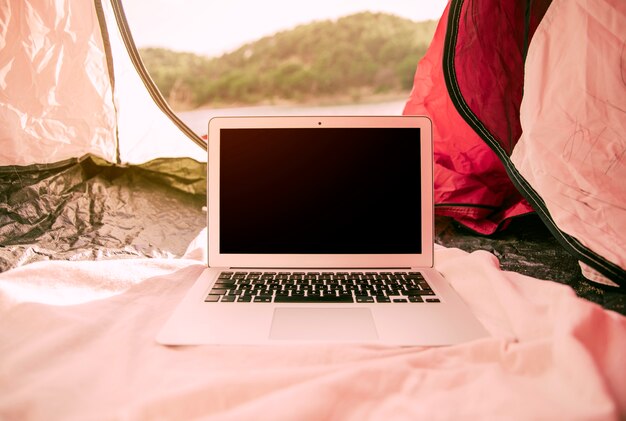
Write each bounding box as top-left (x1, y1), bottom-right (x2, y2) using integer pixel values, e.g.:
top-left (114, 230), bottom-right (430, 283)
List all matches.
top-left (220, 127), bottom-right (421, 254)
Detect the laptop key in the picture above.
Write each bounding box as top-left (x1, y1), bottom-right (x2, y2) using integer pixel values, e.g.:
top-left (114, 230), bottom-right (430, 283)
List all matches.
top-left (406, 289), bottom-right (435, 296)
top-left (274, 295), bottom-right (353, 303)
top-left (221, 295), bottom-right (237, 302)
top-left (204, 295), bottom-right (220, 302)
top-left (356, 296), bottom-right (374, 303)
top-left (214, 280), bottom-right (235, 287)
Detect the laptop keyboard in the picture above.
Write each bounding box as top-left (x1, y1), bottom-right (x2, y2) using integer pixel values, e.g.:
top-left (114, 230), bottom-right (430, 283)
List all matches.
top-left (205, 271), bottom-right (440, 303)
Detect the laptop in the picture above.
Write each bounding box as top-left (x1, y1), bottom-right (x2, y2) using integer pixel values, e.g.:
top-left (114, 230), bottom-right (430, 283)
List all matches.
top-left (157, 116), bottom-right (488, 346)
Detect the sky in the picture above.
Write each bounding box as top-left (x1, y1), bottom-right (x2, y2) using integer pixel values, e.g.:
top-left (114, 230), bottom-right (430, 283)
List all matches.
top-left (124, 0), bottom-right (448, 57)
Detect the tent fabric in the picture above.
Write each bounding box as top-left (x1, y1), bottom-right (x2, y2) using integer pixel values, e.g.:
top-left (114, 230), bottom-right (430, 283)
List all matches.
top-left (510, 0), bottom-right (626, 287)
top-left (99, 0), bottom-right (206, 163)
top-left (0, 155), bottom-right (206, 272)
top-left (403, 1), bottom-right (545, 235)
top-left (0, 239), bottom-right (625, 420)
top-left (0, 0), bottom-right (206, 166)
top-left (0, 1), bottom-right (118, 165)
top-left (406, 0), bottom-right (625, 288)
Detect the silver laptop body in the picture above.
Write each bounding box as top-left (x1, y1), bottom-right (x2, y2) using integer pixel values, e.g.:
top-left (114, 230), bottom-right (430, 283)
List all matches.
top-left (157, 116), bottom-right (488, 346)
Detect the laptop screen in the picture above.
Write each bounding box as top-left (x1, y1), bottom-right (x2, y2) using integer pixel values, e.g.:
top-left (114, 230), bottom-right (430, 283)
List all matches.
top-left (220, 127), bottom-right (422, 254)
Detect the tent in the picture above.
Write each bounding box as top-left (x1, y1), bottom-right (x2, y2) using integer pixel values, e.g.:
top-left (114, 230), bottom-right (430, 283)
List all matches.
top-left (0, 0), bottom-right (626, 286)
top-left (1, 0), bottom-right (206, 165)
top-left (1, 0), bottom-right (208, 268)
top-left (1, 1), bottom-right (625, 419)
top-left (3, 0), bottom-right (622, 288)
top-left (404, 0), bottom-right (625, 288)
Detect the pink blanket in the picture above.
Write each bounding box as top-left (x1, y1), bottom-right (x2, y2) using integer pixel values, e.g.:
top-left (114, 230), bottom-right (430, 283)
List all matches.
top-left (1, 240), bottom-right (624, 420)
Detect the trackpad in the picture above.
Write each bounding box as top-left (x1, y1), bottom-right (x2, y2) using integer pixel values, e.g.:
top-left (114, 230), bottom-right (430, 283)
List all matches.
top-left (270, 308), bottom-right (378, 342)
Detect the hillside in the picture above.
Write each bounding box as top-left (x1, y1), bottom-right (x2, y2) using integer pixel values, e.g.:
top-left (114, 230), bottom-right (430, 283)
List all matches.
top-left (139, 12), bottom-right (437, 109)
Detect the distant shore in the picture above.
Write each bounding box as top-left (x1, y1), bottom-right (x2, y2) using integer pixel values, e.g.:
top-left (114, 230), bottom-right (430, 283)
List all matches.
top-left (170, 91), bottom-right (411, 113)
top-left (177, 96), bottom-right (409, 135)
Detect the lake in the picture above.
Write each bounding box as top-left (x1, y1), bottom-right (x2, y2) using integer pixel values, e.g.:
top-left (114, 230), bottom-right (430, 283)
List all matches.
top-left (178, 99), bottom-right (408, 135)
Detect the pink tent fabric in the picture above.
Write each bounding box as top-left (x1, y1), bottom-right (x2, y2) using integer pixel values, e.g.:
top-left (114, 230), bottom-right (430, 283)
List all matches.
top-left (511, 0), bottom-right (626, 286)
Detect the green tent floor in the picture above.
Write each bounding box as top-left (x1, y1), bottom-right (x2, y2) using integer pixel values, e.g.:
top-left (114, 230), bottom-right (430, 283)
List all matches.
top-left (1, 156), bottom-right (623, 315)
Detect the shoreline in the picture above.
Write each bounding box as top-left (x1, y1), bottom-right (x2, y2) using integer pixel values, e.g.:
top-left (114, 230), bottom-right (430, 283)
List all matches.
top-left (170, 92), bottom-right (410, 113)
top-left (177, 97), bottom-right (409, 135)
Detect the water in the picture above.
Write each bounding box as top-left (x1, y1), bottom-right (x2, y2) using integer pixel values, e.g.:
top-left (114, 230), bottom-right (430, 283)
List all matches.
top-left (178, 99), bottom-right (407, 135)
